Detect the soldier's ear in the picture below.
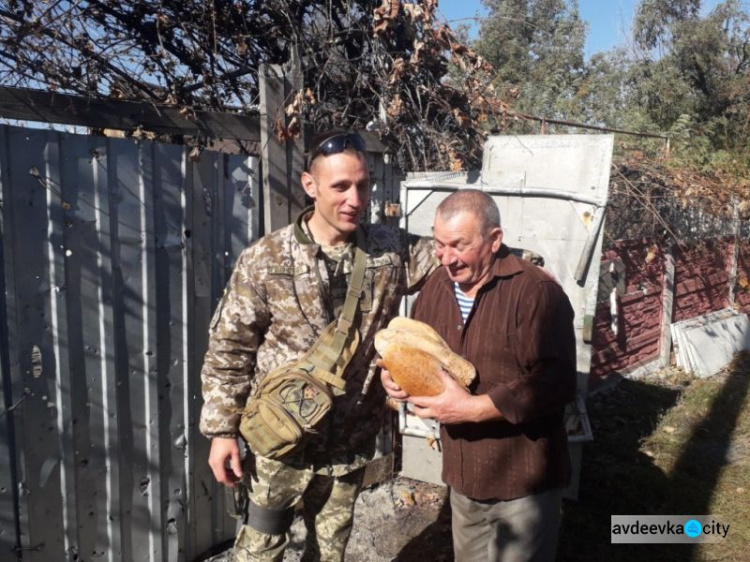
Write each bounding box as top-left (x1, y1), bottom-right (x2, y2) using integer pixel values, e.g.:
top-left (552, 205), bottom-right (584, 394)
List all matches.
top-left (301, 171), bottom-right (317, 199)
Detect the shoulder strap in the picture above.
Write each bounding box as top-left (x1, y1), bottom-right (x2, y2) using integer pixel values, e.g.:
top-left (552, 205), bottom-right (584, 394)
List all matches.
top-left (289, 226), bottom-right (368, 392)
top-left (327, 226), bottom-right (367, 357)
top-left (336, 228), bottom-right (367, 331)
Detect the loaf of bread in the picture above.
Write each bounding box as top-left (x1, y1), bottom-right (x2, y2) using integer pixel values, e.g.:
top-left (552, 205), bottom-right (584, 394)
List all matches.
top-left (374, 317), bottom-right (476, 396)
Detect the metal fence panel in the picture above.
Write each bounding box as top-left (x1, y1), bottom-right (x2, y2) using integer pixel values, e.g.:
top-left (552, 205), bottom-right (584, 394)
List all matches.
top-left (0, 123), bottom-right (23, 562)
top-left (0, 125), bottom-right (260, 562)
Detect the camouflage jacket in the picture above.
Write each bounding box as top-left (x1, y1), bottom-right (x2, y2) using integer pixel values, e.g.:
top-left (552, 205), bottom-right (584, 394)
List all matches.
top-left (200, 209), bottom-right (436, 471)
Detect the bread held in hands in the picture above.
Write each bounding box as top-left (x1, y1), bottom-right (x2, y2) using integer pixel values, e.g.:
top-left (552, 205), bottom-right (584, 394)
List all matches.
top-left (374, 317), bottom-right (476, 397)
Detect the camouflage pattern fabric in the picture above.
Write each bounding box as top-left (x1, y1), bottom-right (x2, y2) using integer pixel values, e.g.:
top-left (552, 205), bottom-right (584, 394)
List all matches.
top-left (317, 241), bottom-right (352, 320)
top-left (509, 247), bottom-right (545, 267)
top-left (231, 456), bottom-right (365, 562)
top-left (200, 208), bottom-right (437, 474)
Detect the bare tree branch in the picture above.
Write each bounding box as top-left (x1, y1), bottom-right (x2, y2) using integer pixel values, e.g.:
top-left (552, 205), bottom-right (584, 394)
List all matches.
top-left (0, 0), bottom-right (508, 171)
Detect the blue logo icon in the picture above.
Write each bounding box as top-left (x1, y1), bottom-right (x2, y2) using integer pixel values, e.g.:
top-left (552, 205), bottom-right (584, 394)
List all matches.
top-left (684, 519), bottom-right (702, 538)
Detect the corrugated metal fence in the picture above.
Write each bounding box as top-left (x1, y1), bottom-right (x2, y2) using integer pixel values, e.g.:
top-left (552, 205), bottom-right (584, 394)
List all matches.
top-left (0, 124), bottom-right (260, 562)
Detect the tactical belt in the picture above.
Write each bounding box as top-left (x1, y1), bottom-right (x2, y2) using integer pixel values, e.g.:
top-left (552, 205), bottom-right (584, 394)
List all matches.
top-left (239, 227), bottom-right (368, 461)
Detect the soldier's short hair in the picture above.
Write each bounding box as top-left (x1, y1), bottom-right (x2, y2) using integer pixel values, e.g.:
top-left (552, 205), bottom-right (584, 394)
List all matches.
top-left (306, 129), bottom-right (367, 172)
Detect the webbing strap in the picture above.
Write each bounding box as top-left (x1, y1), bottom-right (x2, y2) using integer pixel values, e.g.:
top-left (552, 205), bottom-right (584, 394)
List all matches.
top-left (331, 227), bottom-right (367, 350)
top-left (246, 499), bottom-right (294, 536)
top-left (307, 341), bottom-right (341, 367)
top-left (283, 225), bottom-right (368, 391)
top-left (294, 357), bottom-right (347, 390)
top-left (304, 352), bottom-right (338, 374)
top-left (310, 367), bottom-right (347, 390)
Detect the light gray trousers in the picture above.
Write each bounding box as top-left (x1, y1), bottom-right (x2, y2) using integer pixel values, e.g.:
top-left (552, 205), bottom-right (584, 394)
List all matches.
top-left (450, 487), bottom-right (564, 562)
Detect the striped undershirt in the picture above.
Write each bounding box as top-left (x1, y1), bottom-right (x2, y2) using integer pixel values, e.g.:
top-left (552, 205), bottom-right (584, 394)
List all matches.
top-left (453, 282), bottom-right (475, 323)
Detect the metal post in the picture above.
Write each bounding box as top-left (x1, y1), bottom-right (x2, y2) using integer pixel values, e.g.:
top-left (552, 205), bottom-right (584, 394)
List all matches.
top-left (659, 247), bottom-right (676, 367)
top-left (259, 52), bottom-right (304, 234)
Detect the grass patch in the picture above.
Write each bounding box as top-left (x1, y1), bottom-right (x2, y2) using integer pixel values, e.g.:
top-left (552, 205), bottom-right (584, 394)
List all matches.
top-left (558, 352), bottom-right (750, 561)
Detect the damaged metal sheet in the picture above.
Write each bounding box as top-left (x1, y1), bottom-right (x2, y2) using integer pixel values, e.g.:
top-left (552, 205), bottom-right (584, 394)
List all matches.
top-left (0, 124), bottom-right (260, 561)
top-left (671, 309), bottom-right (750, 378)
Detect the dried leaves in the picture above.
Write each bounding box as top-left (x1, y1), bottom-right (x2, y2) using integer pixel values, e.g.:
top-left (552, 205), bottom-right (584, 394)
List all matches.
top-left (365, 1), bottom-right (507, 171)
top-left (0, 0), bottom-right (508, 172)
top-left (607, 157), bottom-right (750, 247)
top-left (374, 0), bottom-right (401, 36)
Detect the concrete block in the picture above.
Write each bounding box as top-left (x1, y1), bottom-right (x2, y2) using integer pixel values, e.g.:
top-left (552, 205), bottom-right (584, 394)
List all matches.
top-left (401, 435), bottom-right (443, 486)
top-left (671, 309), bottom-right (750, 378)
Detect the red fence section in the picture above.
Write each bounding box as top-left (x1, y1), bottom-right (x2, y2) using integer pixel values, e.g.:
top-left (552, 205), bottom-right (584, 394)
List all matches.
top-left (672, 239), bottom-right (733, 322)
top-left (735, 242), bottom-right (750, 314)
top-left (590, 241), bottom-right (665, 385)
top-left (589, 237), bottom-right (750, 389)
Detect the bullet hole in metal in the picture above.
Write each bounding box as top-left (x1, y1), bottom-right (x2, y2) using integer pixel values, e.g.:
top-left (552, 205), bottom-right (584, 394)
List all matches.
top-left (31, 346), bottom-right (43, 378)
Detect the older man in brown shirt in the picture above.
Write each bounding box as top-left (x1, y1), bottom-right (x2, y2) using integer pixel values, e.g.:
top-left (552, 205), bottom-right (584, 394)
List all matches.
top-left (382, 189), bottom-right (576, 562)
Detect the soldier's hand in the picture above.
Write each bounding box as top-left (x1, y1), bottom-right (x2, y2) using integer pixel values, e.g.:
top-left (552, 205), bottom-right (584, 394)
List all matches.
top-left (377, 358), bottom-right (409, 402)
top-left (208, 437), bottom-right (243, 487)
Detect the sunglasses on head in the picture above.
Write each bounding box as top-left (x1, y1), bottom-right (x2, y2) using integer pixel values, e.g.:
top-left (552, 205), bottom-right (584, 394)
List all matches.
top-left (307, 133), bottom-right (366, 168)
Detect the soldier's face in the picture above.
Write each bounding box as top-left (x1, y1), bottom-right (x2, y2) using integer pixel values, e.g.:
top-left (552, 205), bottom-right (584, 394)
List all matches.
top-left (301, 151), bottom-right (370, 246)
top-left (433, 210), bottom-right (502, 294)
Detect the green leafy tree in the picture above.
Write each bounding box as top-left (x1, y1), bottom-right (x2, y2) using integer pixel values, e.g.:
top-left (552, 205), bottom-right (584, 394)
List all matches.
top-left (475, 0), bottom-right (587, 126)
top-left (576, 49), bottom-right (632, 129)
top-left (633, 0), bottom-right (701, 50)
top-left (629, 0), bottom-right (750, 169)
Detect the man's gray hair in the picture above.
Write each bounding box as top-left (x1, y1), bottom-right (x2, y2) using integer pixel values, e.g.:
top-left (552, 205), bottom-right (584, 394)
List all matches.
top-left (436, 189), bottom-right (501, 237)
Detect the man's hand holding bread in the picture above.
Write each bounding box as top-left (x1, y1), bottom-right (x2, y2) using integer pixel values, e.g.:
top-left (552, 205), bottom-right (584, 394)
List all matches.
top-left (376, 317), bottom-right (503, 424)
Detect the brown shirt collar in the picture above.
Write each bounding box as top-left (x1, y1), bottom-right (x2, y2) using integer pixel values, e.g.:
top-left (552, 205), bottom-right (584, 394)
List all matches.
top-left (491, 244), bottom-right (524, 278)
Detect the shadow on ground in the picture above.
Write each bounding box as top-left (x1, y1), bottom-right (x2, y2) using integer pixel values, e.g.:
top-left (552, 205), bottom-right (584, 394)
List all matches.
top-left (558, 358), bottom-right (750, 561)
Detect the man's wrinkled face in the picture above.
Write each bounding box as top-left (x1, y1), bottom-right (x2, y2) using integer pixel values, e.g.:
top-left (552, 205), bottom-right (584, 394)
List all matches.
top-left (433, 210), bottom-right (502, 293)
top-left (301, 151), bottom-right (370, 245)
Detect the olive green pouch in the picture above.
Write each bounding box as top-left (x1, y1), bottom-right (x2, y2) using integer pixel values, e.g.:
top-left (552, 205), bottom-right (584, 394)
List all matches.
top-left (239, 228), bottom-right (367, 460)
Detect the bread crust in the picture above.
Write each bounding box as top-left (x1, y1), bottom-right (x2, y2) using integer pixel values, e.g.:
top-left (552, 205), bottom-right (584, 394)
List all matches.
top-left (381, 342), bottom-right (445, 396)
top-left (374, 317), bottom-right (476, 396)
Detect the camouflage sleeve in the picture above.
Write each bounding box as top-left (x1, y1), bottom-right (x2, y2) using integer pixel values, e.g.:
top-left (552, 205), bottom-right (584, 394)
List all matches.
top-left (403, 231), bottom-right (438, 294)
top-left (199, 247), bottom-right (270, 437)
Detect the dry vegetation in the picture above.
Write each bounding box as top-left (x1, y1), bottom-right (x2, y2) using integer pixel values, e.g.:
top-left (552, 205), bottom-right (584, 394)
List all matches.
top-left (605, 157), bottom-right (750, 249)
top-left (3, 2), bottom-right (748, 238)
top-left (0, 0), bottom-right (509, 172)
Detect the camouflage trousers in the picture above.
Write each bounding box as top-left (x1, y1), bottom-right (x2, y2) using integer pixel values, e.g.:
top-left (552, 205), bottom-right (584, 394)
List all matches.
top-left (232, 455), bottom-right (365, 562)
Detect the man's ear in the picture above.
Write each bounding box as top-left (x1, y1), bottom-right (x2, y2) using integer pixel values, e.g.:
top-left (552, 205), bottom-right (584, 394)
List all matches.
top-left (301, 171), bottom-right (317, 199)
top-left (491, 228), bottom-right (503, 253)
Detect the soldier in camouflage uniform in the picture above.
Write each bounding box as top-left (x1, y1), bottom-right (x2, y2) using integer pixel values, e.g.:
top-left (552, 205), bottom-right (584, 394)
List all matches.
top-left (200, 131), bottom-right (437, 561)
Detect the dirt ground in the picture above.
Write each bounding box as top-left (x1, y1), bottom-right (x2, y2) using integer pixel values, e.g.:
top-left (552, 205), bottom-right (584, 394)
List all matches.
top-left (208, 476), bottom-right (453, 561)
top-left (340, 477), bottom-right (452, 561)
